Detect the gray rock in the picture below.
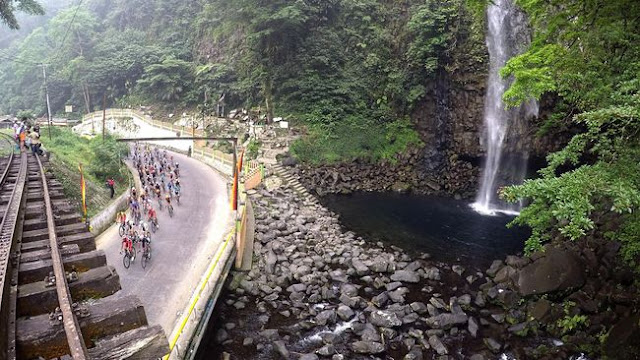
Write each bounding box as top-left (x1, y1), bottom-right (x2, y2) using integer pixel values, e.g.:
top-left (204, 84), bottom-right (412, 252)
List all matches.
top-left (287, 283), bottom-right (307, 293)
top-left (517, 247), bottom-right (585, 296)
top-left (242, 337), bottom-right (254, 346)
top-left (494, 265), bottom-right (516, 283)
top-left (423, 267), bottom-right (441, 280)
top-left (424, 313), bottom-right (468, 329)
top-left (429, 297), bottom-right (448, 310)
top-left (475, 292), bottom-right (486, 307)
top-left (404, 349), bottom-right (424, 360)
top-left (372, 292), bottom-right (389, 307)
top-left (508, 322), bottom-right (527, 334)
top-left (352, 258), bottom-right (370, 275)
top-left (320, 332), bottom-right (338, 344)
top-left (410, 302), bottom-right (428, 314)
top-left (452, 265), bottom-right (465, 276)
top-left (266, 250), bottom-right (277, 274)
top-left (370, 257), bottom-right (390, 273)
top-left (316, 309), bottom-right (337, 326)
top-left (428, 335), bottom-right (448, 355)
top-left (273, 340), bottom-right (289, 358)
top-left (469, 355), bottom-right (487, 360)
top-left (385, 281), bottom-right (403, 291)
top-left (300, 354), bottom-right (319, 360)
top-left (340, 283), bottom-right (358, 297)
top-left (337, 305), bottom-right (355, 320)
top-left (329, 269), bottom-right (349, 282)
top-left (370, 310), bottom-right (403, 328)
top-left (339, 294), bottom-right (359, 307)
top-left (468, 317), bottom-right (479, 338)
top-left (351, 341), bottom-right (385, 354)
top-left (260, 329), bottom-right (279, 340)
top-left (317, 344), bottom-right (336, 356)
top-left (391, 270), bottom-right (420, 283)
top-left (483, 338), bottom-right (502, 353)
top-left (486, 260), bottom-right (504, 277)
top-left (215, 329), bottom-right (229, 343)
top-left (388, 287), bottom-right (409, 303)
top-left (458, 294), bottom-right (472, 307)
top-left (491, 313), bottom-right (505, 324)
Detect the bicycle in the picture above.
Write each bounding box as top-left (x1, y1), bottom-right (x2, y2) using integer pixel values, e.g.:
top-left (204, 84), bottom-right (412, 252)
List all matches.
top-left (118, 222), bottom-right (126, 237)
top-left (157, 197), bottom-right (163, 211)
top-left (141, 239), bottom-right (152, 269)
top-left (168, 204), bottom-right (174, 218)
top-left (149, 218), bottom-right (158, 233)
top-left (121, 236), bottom-right (136, 269)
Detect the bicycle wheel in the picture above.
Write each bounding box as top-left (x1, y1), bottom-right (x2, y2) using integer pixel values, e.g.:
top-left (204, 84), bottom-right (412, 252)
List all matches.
top-left (123, 252), bottom-right (131, 269)
top-left (119, 225), bottom-right (125, 237)
top-left (168, 205), bottom-right (173, 218)
top-left (141, 250), bottom-right (148, 269)
top-left (151, 221), bottom-right (157, 233)
top-left (131, 245), bottom-right (136, 262)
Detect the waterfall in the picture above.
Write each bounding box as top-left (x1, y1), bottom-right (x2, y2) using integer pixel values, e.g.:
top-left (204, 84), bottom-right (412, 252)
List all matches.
top-left (472, 0), bottom-right (538, 216)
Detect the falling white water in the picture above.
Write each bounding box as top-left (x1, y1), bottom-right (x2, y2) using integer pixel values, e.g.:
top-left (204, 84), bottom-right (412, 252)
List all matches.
top-left (473, 0), bottom-right (538, 216)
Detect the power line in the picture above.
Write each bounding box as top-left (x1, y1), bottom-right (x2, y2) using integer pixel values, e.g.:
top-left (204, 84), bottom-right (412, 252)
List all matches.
top-left (53, 0), bottom-right (84, 59)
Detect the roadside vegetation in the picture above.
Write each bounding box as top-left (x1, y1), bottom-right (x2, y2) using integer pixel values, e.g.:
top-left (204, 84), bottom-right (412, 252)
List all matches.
top-left (41, 127), bottom-right (130, 217)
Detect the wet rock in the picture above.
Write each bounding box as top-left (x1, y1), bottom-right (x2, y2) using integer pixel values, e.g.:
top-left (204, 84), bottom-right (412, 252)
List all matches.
top-left (351, 340), bottom-right (385, 354)
top-left (372, 292), bottom-right (389, 307)
top-left (508, 323), bottom-right (527, 334)
top-left (316, 309), bottom-right (337, 325)
top-left (469, 354), bottom-right (487, 360)
top-left (317, 344), bottom-right (336, 356)
top-left (370, 310), bottom-right (403, 327)
top-left (340, 283), bottom-right (358, 297)
top-left (320, 332), bottom-right (338, 344)
top-left (483, 338), bottom-right (502, 353)
top-left (475, 292), bottom-right (486, 307)
top-left (337, 305), bottom-right (355, 320)
top-left (391, 270), bottom-right (420, 283)
top-left (491, 313), bottom-right (505, 324)
top-left (603, 313), bottom-right (640, 359)
top-left (517, 247), bottom-right (585, 296)
top-left (429, 335), bottom-right (448, 355)
top-left (429, 297), bottom-right (448, 310)
top-left (242, 337), bottom-right (254, 346)
top-left (486, 260), bottom-right (504, 277)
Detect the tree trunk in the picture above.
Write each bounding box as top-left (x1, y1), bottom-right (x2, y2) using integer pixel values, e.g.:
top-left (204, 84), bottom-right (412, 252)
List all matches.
top-left (83, 83), bottom-right (91, 114)
top-left (263, 76), bottom-right (274, 124)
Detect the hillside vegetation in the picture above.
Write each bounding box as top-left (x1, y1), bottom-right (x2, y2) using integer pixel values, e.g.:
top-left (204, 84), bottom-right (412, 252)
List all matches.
top-left (0, 0), bottom-right (485, 163)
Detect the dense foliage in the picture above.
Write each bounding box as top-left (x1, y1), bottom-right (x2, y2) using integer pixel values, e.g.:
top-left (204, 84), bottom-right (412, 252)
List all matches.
top-left (0, 0), bottom-right (484, 163)
top-left (491, 0), bottom-right (640, 265)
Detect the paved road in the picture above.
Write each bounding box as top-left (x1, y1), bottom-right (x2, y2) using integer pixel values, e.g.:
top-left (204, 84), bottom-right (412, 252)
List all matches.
top-left (96, 149), bottom-right (231, 333)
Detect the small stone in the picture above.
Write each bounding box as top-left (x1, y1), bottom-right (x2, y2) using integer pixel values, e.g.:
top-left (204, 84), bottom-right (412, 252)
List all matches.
top-left (242, 337), bottom-right (254, 346)
top-left (273, 340), bottom-right (289, 358)
top-left (428, 335), bottom-right (448, 355)
top-left (468, 317), bottom-right (479, 338)
top-left (391, 270), bottom-right (420, 283)
top-left (351, 340), bottom-right (385, 354)
top-left (452, 265), bottom-right (465, 276)
top-left (299, 354), bottom-right (319, 360)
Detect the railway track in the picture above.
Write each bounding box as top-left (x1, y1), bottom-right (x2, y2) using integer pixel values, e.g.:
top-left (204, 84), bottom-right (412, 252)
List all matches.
top-left (0, 137), bottom-right (168, 360)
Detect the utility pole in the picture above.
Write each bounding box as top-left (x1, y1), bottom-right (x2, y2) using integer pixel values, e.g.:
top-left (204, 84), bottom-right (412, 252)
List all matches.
top-left (41, 64), bottom-right (53, 140)
top-left (102, 93), bottom-right (107, 140)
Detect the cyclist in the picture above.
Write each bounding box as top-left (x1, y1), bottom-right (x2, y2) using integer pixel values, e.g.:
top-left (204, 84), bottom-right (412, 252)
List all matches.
top-left (165, 193), bottom-right (172, 207)
top-left (174, 179), bottom-right (181, 202)
top-left (147, 206), bottom-right (158, 226)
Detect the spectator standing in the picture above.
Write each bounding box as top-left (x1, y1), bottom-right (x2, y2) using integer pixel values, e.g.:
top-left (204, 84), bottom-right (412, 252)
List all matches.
top-left (106, 178), bottom-right (115, 199)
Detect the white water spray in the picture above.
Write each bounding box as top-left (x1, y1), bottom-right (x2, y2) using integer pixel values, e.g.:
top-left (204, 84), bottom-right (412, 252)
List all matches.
top-left (473, 0), bottom-right (538, 216)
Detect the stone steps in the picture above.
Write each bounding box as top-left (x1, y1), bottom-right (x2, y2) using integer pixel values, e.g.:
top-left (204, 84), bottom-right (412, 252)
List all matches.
top-left (271, 164), bottom-right (318, 206)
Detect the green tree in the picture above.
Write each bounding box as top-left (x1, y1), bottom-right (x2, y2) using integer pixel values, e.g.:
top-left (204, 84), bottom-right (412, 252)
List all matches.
top-left (492, 0), bottom-right (640, 263)
top-left (0, 0), bottom-right (44, 29)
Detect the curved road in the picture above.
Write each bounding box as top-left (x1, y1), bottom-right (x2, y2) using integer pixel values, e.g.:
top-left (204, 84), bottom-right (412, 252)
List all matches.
top-left (96, 150), bottom-right (231, 333)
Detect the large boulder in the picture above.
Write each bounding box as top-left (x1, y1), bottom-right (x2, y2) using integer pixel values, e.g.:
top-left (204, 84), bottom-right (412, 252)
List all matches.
top-left (517, 247), bottom-right (585, 296)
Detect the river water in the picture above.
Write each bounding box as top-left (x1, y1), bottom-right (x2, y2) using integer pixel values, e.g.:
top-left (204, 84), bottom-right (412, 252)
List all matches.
top-left (321, 192), bottom-right (529, 268)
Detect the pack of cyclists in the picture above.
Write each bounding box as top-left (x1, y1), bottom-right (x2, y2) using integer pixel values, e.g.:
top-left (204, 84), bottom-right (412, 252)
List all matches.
top-left (119, 144), bottom-right (185, 268)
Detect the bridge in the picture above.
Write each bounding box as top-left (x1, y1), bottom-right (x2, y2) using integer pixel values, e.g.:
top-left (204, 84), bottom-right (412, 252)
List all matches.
top-left (0, 111), bottom-right (260, 359)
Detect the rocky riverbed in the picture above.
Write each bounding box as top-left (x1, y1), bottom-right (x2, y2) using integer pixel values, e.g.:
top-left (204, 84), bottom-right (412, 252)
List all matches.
top-left (197, 180), bottom-right (640, 360)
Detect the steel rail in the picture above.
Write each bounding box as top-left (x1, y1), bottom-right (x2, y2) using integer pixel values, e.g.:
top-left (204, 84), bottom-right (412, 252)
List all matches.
top-left (35, 154), bottom-right (89, 359)
top-left (0, 134), bottom-right (16, 189)
top-left (0, 145), bottom-right (26, 360)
